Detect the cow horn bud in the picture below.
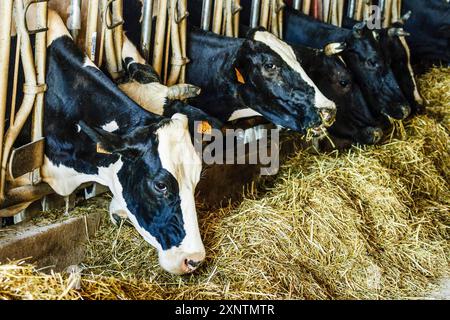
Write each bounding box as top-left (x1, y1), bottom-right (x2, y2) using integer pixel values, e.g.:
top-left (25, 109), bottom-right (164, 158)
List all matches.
top-left (167, 84), bottom-right (201, 100)
top-left (324, 42), bottom-right (347, 56)
top-left (399, 11), bottom-right (412, 24)
top-left (388, 27), bottom-right (410, 37)
top-left (352, 22), bottom-right (366, 38)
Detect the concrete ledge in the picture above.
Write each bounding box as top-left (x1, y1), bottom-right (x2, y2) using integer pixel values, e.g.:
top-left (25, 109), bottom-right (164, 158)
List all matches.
top-left (0, 212), bottom-right (102, 272)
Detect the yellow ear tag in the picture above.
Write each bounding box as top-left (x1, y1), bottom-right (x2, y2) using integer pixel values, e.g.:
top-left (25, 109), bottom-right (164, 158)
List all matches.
top-left (235, 68), bottom-right (245, 84)
top-left (197, 121), bottom-right (212, 135)
top-left (96, 143), bottom-right (112, 155)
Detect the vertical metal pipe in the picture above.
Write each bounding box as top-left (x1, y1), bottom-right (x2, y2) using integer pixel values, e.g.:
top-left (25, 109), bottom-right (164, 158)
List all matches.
top-left (293, 0), bottom-right (302, 11)
top-left (302, 0), bottom-right (311, 15)
top-left (0, 0), bottom-right (13, 200)
top-left (68, 0), bottom-right (81, 43)
top-left (250, 0), bottom-right (261, 28)
top-left (85, 0), bottom-right (99, 63)
top-left (153, 0), bottom-right (168, 76)
top-left (347, 0), bottom-right (356, 18)
top-left (260, 0), bottom-right (270, 28)
top-left (141, 0), bottom-right (154, 62)
top-left (201, 0), bottom-right (213, 31)
top-left (212, 0), bottom-right (224, 34)
top-left (31, 0), bottom-right (48, 185)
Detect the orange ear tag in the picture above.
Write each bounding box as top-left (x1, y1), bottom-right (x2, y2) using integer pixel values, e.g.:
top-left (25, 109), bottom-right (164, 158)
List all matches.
top-left (235, 68), bottom-right (246, 84)
top-left (96, 143), bottom-right (112, 155)
top-left (197, 121), bottom-right (212, 135)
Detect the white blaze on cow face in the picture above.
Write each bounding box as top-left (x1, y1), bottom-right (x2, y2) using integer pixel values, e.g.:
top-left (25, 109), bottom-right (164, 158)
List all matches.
top-left (252, 31), bottom-right (337, 116)
top-left (398, 36), bottom-right (424, 106)
top-left (154, 113), bottom-right (205, 274)
top-left (101, 120), bottom-right (119, 132)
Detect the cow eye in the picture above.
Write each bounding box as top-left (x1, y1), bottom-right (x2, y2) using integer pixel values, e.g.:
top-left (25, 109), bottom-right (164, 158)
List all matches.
top-left (339, 80), bottom-right (350, 87)
top-left (264, 63), bottom-right (277, 71)
top-left (366, 59), bottom-right (378, 69)
top-left (154, 182), bottom-right (168, 194)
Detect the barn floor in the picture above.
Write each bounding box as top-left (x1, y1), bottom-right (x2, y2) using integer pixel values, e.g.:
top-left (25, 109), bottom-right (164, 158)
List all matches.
top-left (0, 67), bottom-right (449, 300)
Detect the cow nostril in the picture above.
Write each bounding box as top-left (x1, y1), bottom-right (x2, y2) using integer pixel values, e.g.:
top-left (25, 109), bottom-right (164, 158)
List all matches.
top-left (400, 105), bottom-right (411, 119)
top-left (184, 259), bottom-right (202, 272)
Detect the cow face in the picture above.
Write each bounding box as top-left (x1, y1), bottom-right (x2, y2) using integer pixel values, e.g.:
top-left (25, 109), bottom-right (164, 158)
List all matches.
top-left (79, 114), bottom-right (205, 275)
top-left (236, 30), bottom-right (337, 133)
top-left (304, 48), bottom-right (383, 145)
top-left (342, 24), bottom-right (411, 120)
top-left (376, 24), bottom-right (425, 115)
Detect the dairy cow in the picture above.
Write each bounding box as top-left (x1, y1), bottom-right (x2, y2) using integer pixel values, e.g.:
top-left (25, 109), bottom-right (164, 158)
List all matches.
top-left (16, 10), bottom-right (212, 275)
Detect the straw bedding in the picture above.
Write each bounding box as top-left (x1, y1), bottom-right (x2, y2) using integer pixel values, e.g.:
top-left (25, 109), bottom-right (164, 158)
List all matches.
top-left (0, 67), bottom-right (449, 300)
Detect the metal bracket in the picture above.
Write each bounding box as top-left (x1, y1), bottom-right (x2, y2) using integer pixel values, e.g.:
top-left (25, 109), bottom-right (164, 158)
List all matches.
top-left (104, 0), bottom-right (124, 30)
top-left (24, 0), bottom-right (49, 35)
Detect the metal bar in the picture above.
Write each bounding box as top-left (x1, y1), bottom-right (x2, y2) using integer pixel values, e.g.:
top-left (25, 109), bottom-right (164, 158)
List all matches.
top-left (323, 0), bottom-right (331, 22)
top-left (233, 0), bottom-right (241, 37)
top-left (153, 0), bottom-right (168, 76)
top-left (347, 0), bottom-right (356, 18)
top-left (167, 0), bottom-right (182, 85)
top-left (112, 0), bottom-right (123, 73)
top-left (141, 0), bottom-right (154, 62)
top-left (68, 0), bottom-right (81, 43)
top-left (250, 0), bottom-right (261, 28)
top-left (212, 0), bottom-right (224, 34)
top-left (178, 0), bottom-right (188, 83)
top-left (0, 0), bottom-right (14, 201)
top-left (293, 0), bottom-right (302, 11)
top-left (383, 0), bottom-right (392, 27)
top-left (85, 0), bottom-right (99, 63)
top-left (302, 0), bottom-right (311, 15)
top-left (337, 0), bottom-right (344, 26)
top-left (260, 0), bottom-right (270, 28)
top-left (1, 0), bottom-right (39, 200)
top-left (31, 0), bottom-right (48, 185)
top-left (225, 0), bottom-right (234, 37)
top-left (201, 0), bottom-right (213, 31)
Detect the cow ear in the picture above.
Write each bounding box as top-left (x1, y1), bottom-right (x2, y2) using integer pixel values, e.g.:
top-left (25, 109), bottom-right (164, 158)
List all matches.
top-left (162, 101), bottom-right (223, 140)
top-left (78, 121), bottom-right (146, 158)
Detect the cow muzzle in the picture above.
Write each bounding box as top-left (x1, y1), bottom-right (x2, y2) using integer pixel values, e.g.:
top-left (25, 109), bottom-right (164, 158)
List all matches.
top-left (318, 104), bottom-right (337, 127)
top-left (159, 247), bottom-right (206, 275)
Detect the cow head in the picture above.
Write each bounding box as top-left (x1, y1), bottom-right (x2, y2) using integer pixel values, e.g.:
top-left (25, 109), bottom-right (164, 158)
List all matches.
top-left (302, 44), bottom-right (384, 145)
top-left (234, 29), bottom-right (336, 134)
top-left (79, 114), bottom-right (205, 275)
top-left (342, 22), bottom-right (411, 120)
top-left (375, 18), bottom-right (425, 115)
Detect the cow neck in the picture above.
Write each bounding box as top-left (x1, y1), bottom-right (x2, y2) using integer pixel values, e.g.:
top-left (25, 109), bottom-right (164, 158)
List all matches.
top-left (46, 36), bottom-right (163, 133)
top-left (186, 29), bottom-right (247, 118)
top-left (284, 7), bottom-right (351, 48)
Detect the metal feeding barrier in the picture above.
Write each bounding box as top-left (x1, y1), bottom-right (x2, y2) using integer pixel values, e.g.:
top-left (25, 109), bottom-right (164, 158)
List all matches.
top-left (139, 0), bottom-right (189, 85)
top-left (248, 0), bottom-right (285, 38)
top-left (200, 0), bottom-right (242, 37)
top-left (0, 0), bottom-right (49, 218)
top-left (292, 1), bottom-right (403, 27)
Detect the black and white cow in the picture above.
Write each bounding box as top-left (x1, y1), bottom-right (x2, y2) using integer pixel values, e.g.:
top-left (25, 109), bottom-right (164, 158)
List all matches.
top-left (290, 43), bottom-right (384, 145)
top-left (120, 0), bottom-right (337, 135)
top-left (342, 14), bottom-right (425, 115)
top-left (402, 0), bottom-right (450, 65)
top-left (280, 6), bottom-right (411, 122)
top-left (26, 10), bottom-right (211, 275)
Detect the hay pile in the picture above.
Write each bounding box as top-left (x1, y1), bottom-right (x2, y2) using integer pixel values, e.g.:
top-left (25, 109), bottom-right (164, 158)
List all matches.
top-left (0, 67), bottom-right (449, 300)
